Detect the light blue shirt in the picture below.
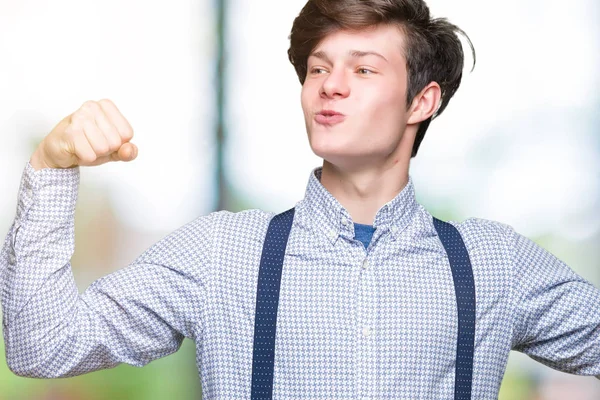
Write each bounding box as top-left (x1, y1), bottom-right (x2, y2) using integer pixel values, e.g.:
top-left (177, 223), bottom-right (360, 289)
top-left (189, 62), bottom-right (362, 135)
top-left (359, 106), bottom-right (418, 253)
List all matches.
top-left (2, 162), bottom-right (599, 399)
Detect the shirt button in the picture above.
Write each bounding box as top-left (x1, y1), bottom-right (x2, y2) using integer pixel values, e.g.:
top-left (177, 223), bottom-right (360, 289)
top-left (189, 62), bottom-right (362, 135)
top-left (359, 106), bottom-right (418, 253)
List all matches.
top-left (341, 217), bottom-right (349, 226)
top-left (328, 229), bottom-right (337, 240)
top-left (362, 326), bottom-right (373, 337)
top-left (390, 226), bottom-right (398, 234)
top-left (361, 259), bottom-right (369, 270)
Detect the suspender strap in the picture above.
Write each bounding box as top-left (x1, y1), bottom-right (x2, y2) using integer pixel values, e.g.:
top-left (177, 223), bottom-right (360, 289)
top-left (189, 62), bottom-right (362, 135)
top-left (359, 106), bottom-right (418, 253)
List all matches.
top-left (250, 207), bottom-right (295, 400)
top-left (251, 209), bottom-right (476, 400)
top-left (433, 217), bottom-right (476, 400)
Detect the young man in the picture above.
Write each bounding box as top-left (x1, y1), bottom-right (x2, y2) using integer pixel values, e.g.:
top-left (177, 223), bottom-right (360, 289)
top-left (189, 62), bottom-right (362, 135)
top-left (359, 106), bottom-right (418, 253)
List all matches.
top-left (2, 0), bottom-right (599, 399)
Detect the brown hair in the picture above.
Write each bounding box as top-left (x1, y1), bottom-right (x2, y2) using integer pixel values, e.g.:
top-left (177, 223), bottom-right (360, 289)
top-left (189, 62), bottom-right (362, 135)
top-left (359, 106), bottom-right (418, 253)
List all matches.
top-left (288, 0), bottom-right (475, 158)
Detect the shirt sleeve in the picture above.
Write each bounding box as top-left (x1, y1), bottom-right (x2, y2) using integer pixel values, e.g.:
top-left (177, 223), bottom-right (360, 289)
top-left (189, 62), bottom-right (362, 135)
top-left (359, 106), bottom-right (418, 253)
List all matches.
top-left (1, 162), bottom-right (214, 378)
top-left (509, 225), bottom-right (600, 380)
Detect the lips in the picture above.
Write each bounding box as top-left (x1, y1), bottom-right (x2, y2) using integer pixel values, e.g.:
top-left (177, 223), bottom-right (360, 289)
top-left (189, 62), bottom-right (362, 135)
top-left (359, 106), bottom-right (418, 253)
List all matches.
top-left (315, 109), bottom-right (346, 125)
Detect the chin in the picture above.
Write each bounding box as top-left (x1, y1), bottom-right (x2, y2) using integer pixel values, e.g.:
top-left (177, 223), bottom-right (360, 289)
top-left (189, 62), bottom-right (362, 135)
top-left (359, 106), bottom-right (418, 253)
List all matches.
top-left (308, 135), bottom-right (341, 158)
top-left (307, 126), bottom-right (366, 160)
top-left (309, 144), bottom-right (363, 167)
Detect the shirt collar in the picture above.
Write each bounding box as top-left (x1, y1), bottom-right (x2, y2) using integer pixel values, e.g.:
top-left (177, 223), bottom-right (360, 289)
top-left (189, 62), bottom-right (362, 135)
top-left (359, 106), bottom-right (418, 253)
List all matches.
top-left (298, 166), bottom-right (419, 245)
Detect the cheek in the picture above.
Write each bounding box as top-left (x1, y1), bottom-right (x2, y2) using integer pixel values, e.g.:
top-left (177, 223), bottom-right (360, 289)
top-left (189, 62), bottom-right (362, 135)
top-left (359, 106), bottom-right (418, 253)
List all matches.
top-left (381, 83), bottom-right (406, 116)
top-left (300, 86), bottom-right (311, 114)
top-left (359, 90), bottom-right (407, 144)
top-left (360, 88), bottom-right (403, 122)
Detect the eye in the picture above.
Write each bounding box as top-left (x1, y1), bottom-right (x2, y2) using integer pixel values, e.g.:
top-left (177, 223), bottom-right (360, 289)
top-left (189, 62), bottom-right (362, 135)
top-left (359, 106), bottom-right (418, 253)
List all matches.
top-left (357, 68), bottom-right (374, 75)
top-left (310, 67), bottom-right (328, 75)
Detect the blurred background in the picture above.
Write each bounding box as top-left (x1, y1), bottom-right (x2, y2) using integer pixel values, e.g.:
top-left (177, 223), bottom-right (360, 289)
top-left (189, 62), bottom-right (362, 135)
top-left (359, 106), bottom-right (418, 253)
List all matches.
top-left (0, 0), bottom-right (599, 398)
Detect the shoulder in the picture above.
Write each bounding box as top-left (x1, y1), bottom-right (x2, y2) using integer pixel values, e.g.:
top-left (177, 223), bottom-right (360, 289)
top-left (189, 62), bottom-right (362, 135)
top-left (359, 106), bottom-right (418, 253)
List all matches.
top-left (133, 208), bottom-right (275, 266)
top-left (211, 208), bottom-right (275, 233)
top-left (441, 215), bottom-right (514, 255)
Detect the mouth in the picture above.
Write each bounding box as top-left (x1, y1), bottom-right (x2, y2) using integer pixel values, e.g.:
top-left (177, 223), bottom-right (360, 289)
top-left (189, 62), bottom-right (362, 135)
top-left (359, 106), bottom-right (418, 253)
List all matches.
top-left (315, 109), bottom-right (346, 126)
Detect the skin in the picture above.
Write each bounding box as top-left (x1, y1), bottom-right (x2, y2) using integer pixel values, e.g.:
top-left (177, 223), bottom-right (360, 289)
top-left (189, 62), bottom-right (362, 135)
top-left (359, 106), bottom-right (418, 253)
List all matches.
top-left (301, 24), bottom-right (441, 225)
top-left (29, 99), bottom-right (137, 171)
top-left (30, 24), bottom-right (439, 228)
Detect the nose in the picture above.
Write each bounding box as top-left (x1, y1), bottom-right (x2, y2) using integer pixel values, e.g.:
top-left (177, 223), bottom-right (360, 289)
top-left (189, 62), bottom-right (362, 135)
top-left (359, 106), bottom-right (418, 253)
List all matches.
top-left (320, 69), bottom-right (350, 99)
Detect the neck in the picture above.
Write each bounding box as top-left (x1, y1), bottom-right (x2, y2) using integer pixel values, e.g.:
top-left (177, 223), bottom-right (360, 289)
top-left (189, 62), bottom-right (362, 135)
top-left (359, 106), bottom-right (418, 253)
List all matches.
top-left (319, 156), bottom-right (410, 226)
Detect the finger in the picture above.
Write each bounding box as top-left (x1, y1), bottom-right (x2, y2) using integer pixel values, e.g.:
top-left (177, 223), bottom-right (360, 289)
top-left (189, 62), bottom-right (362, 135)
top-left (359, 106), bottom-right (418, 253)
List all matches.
top-left (93, 109), bottom-right (122, 152)
top-left (82, 119), bottom-right (110, 156)
top-left (90, 142), bottom-right (137, 165)
top-left (70, 128), bottom-right (98, 164)
top-left (98, 99), bottom-right (134, 142)
top-left (117, 142), bottom-right (138, 162)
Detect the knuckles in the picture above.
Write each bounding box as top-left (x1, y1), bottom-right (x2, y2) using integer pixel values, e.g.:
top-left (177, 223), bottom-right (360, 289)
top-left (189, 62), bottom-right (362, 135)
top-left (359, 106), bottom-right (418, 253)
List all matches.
top-left (98, 98), bottom-right (115, 108)
top-left (80, 100), bottom-right (101, 113)
top-left (70, 111), bottom-right (88, 125)
top-left (82, 98), bottom-right (134, 140)
top-left (68, 99), bottom-right (134, 156)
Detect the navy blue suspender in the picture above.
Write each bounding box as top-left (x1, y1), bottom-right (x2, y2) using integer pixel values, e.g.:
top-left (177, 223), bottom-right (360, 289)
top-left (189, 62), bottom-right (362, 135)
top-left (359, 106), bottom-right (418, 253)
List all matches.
top-left (251, 207), bottom-right (476, 399)
top-left (251, 208), bottom-right (296, 399)
top-left (433, 217), bottom-right (476, 400)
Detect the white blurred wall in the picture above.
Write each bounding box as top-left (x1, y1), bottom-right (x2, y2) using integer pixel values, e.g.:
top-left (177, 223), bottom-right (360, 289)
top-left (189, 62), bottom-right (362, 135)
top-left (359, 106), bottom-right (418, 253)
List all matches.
top-left (225, 0), bottom-right (600, 394)
top-left (0, 0), bottom-right (217, 234)
top-left (226, 0), bottom-right (600, 241)
top-left (0, 0), bottom-right (598, 396)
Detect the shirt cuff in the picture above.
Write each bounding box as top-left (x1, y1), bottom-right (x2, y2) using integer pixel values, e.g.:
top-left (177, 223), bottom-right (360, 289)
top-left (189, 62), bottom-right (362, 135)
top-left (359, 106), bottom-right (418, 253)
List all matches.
top-left (16, 161), bottom-right (80, 224)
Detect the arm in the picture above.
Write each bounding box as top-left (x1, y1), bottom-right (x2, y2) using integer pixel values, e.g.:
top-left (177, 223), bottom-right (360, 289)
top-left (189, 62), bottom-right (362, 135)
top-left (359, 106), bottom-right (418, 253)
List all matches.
top-left (509, 226), bottom-right (600, 379)
top-left (1, 162), bottom-right (213, 378)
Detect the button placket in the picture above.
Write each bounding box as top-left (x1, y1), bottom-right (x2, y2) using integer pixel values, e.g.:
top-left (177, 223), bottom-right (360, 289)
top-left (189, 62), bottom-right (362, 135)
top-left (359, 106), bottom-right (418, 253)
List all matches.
top-left (355, 252), bottom-right (377, 398)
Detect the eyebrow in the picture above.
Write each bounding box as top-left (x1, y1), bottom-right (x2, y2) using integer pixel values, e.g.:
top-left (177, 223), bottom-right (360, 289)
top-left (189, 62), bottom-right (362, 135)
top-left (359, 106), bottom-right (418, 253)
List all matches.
top-left (309, 49), bottom-right (388, 63)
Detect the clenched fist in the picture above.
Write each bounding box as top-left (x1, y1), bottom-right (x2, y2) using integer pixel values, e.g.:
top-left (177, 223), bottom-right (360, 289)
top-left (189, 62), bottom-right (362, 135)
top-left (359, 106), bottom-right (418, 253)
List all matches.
top-left (30, 99), bottom-right (138, 170)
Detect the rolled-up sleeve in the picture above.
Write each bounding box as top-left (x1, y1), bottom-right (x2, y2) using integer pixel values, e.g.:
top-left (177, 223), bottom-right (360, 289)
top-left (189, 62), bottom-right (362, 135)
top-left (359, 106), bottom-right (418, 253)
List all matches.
top-left (510, 226), bottom-right (600, 379)
top-left (1, 162), bottom-right (214, 378)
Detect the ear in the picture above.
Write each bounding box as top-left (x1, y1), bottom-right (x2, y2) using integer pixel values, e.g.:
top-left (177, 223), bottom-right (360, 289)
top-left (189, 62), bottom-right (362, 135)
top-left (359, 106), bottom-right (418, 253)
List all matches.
top-left (406, 82), bottom-right (442, 125)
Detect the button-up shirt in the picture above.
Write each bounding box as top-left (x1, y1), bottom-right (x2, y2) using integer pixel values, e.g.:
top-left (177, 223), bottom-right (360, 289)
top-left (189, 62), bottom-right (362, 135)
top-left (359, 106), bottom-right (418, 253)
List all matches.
top-left (2, 162), bottom-right (599, 399)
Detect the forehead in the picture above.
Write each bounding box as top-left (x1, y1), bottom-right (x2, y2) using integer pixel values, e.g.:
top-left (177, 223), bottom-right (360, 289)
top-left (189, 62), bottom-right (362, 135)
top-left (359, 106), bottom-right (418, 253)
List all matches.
top-left (311, 24), bottom-right (407, 62)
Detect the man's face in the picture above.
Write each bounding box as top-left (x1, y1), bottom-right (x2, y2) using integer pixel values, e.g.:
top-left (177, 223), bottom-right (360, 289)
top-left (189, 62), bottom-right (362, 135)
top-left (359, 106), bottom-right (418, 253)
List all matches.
top-left (301, 24), bottom-right (411, 169)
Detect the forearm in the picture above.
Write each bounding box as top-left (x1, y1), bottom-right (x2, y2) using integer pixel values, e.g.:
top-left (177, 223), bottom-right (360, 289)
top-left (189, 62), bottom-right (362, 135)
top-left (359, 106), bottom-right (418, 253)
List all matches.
top-left (2, 100), bottom-right (175, 377)
top-left (1, 162), bottom-right (85, 376)
top-left (2, 162), bottom-right (197, 378)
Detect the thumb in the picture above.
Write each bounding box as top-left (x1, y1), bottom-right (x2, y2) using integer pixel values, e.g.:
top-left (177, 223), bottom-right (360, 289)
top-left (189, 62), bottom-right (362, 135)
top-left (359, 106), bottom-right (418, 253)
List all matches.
top-left (114, 142), bottom-right (138, 162)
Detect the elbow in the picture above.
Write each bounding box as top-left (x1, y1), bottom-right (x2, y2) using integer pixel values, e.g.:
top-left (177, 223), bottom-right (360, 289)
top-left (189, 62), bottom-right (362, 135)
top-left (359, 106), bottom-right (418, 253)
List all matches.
top-left (6, 360), bottom-right (41, 378)
top-left (5, 349), bottom-right (54, 379)
top-left (6, 359), bottom-right (59, 379)
top-left (3, 324), bottom-right (70, 379)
